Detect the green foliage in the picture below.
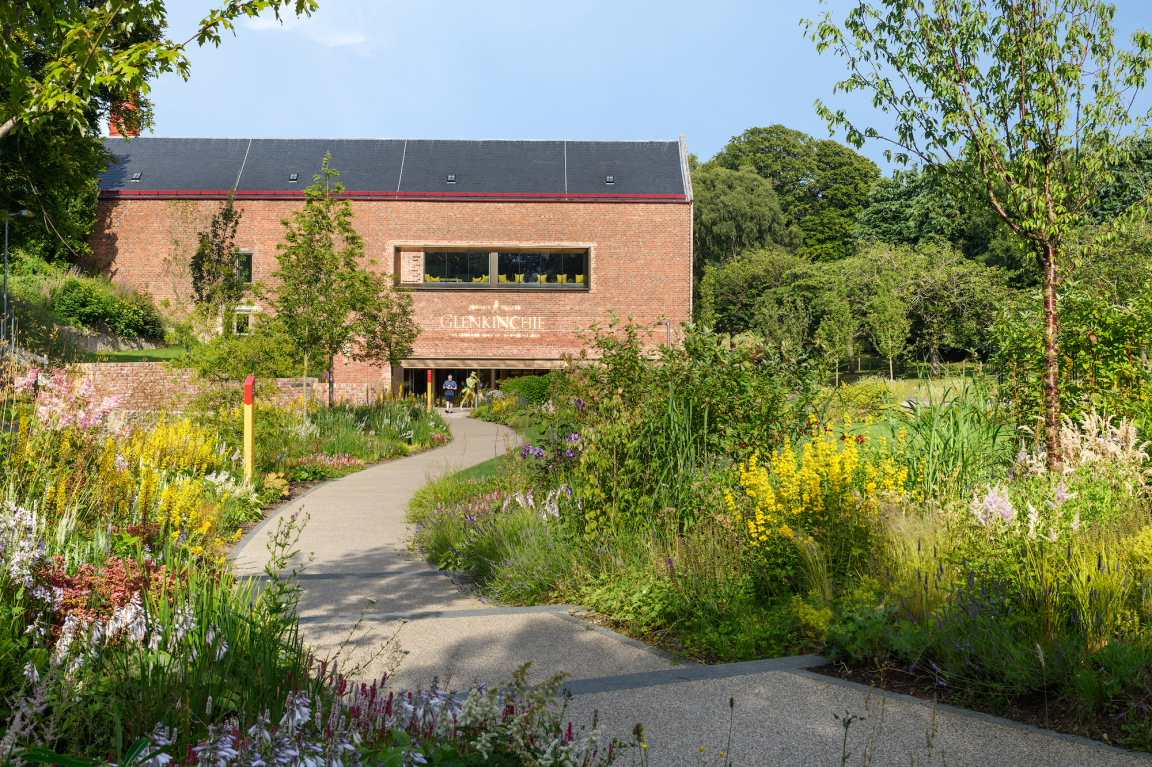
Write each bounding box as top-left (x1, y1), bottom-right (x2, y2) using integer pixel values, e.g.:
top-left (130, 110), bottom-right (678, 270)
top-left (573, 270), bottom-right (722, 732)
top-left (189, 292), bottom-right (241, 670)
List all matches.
top-left (265, 154), bottom-right (419, 407)
top-left (184, 316), bottom-right (310, 384)
top-left (497, 374), bottom-right (552, 404)
top-left (0, 1), bottom-right (317, 140)
top-left (711, 125), bottom-right (879, 261)
top-left (805, 0), bottom-right (1152, 464)
top-left (190, 193), bottom-right (246, 311)
top-left (690, 164), bottom-right (800, 271)
top-left (50, 276), bottom-right (164, 338)
top-left (696, 248), bottom-right (807, 335)
top-left (200, 397), bottom-right (448, 475)
top-left (885, 380), bottom-right (1016, 502)
top-left (866, 282), bottom-right (911, 379)
top-left (0, 126), bottom-right (107, 261)
top-left (990, 226), bottom-right (1152, 431)
top-left (814, 291), bottom-right (854, 382)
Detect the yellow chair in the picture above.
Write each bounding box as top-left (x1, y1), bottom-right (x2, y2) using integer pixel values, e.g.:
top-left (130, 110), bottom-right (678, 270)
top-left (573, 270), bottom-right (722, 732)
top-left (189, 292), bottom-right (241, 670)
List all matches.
top-left (425, 275), bottom-right (440, 282)
top-left (537, 275), bottom-right (548, 283)
top-left (499, 274), bottom-right (509, 283)
top-left (473, 275), bottom-right (486, 282)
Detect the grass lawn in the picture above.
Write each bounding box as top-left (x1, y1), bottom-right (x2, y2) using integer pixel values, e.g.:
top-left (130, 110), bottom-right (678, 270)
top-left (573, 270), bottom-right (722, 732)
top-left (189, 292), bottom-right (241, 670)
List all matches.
top-left (82, 346), bottom-right (187, 363)
top-left (450, 417), bottom-right (547, 483)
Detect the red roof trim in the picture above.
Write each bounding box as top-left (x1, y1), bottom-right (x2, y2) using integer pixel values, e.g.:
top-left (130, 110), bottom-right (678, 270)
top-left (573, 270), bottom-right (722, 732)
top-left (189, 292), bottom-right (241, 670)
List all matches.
top-left (98, 189), bottom-right (688, 203)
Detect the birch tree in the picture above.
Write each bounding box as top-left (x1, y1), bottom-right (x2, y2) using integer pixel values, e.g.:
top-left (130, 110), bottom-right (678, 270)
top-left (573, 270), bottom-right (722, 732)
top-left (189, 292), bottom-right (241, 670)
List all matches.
top-left (805, 0), bottom-right (1152, 466)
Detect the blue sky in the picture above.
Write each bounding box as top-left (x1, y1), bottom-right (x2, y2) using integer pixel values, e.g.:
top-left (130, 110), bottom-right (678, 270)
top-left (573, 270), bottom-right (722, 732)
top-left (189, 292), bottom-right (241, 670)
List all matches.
top-left (146, 0), bottom-right (1152, 174)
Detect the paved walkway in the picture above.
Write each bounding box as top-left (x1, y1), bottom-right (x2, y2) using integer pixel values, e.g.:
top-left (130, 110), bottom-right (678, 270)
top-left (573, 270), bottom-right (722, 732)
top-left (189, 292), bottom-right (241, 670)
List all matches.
top-left (232, 414), bottom-right (1147, 766)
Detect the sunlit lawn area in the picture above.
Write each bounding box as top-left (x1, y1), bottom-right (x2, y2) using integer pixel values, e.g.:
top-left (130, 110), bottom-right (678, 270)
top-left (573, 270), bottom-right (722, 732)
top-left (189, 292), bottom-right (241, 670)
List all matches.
top-left (82, 345), bottom-right (188, 363)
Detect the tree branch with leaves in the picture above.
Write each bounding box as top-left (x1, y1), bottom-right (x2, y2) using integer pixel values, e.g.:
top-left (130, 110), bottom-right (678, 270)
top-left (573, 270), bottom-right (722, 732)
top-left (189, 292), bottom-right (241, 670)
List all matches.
top-left (804, 0), bottom-right (1152, 467)
top-left (0, 0), bottom-right (319, 140)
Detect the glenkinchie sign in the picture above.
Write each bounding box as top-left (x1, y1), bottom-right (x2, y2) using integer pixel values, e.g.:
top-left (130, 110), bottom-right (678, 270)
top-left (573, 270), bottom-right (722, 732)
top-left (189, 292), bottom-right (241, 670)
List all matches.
top-left (440, 300), bottom-right (543, 337)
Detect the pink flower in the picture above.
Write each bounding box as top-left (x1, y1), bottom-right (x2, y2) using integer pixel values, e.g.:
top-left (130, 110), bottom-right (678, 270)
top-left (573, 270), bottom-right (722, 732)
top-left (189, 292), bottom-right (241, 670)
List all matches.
top-left (13, 368), bottom-right (39, 395)
top-left (20, 368), bottom-right (120, 430)
top-left (974, 483), bottom-right (1016, 525)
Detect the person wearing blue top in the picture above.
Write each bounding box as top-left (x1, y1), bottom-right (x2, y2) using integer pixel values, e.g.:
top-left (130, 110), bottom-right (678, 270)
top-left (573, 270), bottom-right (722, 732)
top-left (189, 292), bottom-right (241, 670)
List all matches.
top-left (443, 375), bottom-right (458, 413)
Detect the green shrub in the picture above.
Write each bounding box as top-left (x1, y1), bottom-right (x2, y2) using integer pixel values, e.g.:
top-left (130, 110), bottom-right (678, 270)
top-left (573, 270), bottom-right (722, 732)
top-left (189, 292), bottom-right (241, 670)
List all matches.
top-left (498, 373), bottom-right (552, 403)
top-left (51, 277), bottom-right (164, 338)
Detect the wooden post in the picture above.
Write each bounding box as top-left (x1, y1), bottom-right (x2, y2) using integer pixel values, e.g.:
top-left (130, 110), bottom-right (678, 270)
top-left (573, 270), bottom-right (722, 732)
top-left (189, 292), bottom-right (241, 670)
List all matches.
top-left (427, 369), bottom-right (433, 413)
top-left (243, 375), bottom-right (255, 481)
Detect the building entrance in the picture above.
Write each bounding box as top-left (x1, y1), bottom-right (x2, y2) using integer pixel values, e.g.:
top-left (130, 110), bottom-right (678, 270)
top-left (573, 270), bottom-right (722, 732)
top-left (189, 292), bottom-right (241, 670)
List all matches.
top-left (400, 368), bottom-right (548, 406)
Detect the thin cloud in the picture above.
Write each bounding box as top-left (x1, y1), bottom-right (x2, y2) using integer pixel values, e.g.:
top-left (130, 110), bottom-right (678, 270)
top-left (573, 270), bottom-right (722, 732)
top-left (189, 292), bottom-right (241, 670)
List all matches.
top-left (244, 13), bottom-right (369, 49)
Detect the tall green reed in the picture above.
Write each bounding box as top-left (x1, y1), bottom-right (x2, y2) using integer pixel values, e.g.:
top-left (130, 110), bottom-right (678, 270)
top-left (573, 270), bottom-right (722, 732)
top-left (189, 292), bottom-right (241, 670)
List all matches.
top-left (886, 378), bottom-right (1015, 502)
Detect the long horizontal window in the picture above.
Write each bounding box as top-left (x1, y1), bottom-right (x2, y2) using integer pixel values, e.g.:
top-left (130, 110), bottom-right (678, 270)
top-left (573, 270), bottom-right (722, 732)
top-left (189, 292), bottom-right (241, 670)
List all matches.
top-left (424, 252), bottom-right (490, 283)
top-left (421, 250), bottom-right (588, 288)
top-left (497, 252), bottom-right (585, 285)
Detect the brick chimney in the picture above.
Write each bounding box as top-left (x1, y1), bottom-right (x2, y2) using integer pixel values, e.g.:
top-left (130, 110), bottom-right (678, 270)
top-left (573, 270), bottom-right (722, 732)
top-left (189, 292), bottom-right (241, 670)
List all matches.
top-left (109, 97), bottom-right (138, 137)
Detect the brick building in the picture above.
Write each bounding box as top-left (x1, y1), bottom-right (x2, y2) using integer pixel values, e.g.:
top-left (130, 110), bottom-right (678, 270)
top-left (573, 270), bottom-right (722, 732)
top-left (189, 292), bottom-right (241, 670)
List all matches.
top-left (88, 137), bottom-right (694, 396)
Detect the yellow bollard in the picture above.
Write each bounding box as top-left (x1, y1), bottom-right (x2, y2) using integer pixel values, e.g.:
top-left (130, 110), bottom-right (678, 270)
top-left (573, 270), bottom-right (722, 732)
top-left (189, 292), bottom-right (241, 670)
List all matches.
top-left (243, 375), bottom-right (255, 481)
top-left (426, 369), bottom-right (432, 413)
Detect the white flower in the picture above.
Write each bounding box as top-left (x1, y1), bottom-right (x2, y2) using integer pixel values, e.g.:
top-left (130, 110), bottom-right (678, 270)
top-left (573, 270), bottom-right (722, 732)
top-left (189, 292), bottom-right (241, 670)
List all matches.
top-left (172, 602), bottom-right (197, 644)
top-left (51, 613), bottom-right (82, 667)
top-left (22, 662), bottom-right (39, 685)
top-left (193, 724), bottom-right (238, 767)
top-left (142, 724), bottom-right (175, 767)
top-left (280, 691), bottom-right (311, 737)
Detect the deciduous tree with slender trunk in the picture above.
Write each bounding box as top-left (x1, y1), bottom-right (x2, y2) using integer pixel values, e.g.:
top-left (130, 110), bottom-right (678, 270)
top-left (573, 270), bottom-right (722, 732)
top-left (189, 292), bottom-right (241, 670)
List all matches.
top-left (805, 0), bottom-right (1152, 467)
top-left (267, 155), bottom-right (419, 408)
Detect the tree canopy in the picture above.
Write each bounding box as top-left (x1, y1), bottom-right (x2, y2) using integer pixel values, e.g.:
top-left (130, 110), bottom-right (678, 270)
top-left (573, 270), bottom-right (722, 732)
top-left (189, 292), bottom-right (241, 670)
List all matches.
top-left (805, 0), bottom-right (1152, 465)
top-left (0, 1), bottom-right (318, 140)
top-left (690, 164), bottom-right (800, 273)
top-left (711, 125), bottom-right (879, 261)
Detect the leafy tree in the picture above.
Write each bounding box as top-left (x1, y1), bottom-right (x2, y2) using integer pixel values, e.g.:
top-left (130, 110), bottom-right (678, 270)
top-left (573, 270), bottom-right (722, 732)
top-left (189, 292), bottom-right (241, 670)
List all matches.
top-left (0, 1), bottom-right (317, 140)
top-left (815, 292), bottom-right (854, 384)
top-left (854, 167), bottom-right (968, 246)
top-left (266, 155), bottom-right (419, 407)
top-left (696, 248), bottom-right (806, 333)
top-left (806, 0), bottom-right (1152, 465)
top-left (691, 164), bottom-right (800, 273)
top-left (899, 244), bottom-right (1007, 375)
top-left (190, 193), bottom-right (246, 322)
top-left (867, 283), bottom-right (912, 380)
top-left (1094, 137), bottom-right (1152, 221)
top-left (712, 125), bottom-right (879, 261)
top-left (0, 1), bottom-right (317, 265)
top-left (0, 126), bottom-right (107, 260)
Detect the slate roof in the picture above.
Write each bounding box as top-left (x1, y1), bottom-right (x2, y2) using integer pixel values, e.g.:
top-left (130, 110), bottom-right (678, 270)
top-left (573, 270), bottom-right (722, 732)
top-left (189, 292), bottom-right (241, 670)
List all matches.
top-left (98, 137), bottom-right (692, 202)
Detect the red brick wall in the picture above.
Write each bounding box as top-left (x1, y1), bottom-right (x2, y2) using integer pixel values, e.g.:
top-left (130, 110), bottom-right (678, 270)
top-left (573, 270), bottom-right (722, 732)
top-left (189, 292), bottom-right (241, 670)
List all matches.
top-left (77, 362), bottom-right (382, 411)
top-left (87, 198), bottom-right (693, 387)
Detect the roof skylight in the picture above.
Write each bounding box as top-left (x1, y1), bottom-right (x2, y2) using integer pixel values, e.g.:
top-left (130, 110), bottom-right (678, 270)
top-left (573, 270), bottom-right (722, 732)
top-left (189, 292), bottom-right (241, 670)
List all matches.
top-left (605, 176), bottom-right (614, 184)
top-left (130, 172), bottom-right (141, 182)
top-left (289, 173), bottom-right (298, 182)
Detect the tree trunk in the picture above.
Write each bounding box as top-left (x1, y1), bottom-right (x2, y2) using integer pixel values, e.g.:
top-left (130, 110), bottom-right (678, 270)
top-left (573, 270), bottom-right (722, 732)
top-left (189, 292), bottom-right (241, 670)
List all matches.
top-left (1041, 244), bottom-right (1062, 468)
top-left (889, 356), bottom-right (894, 381)
top-left (929, 343), bottom-right (940, 377)
top-left (328, 355), bottom-right (335, 408)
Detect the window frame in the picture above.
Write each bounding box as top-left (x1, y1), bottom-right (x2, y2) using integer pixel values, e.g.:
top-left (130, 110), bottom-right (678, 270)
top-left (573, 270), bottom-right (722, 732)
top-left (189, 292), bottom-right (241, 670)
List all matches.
top-left (416, 248), bottom-right (591, 291)
top-left (236, 249), bottom-right (255, 285)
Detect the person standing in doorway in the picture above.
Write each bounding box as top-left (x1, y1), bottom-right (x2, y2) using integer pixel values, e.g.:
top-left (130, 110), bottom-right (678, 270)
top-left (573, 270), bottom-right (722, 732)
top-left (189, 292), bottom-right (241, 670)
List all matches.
top-left (443, 374), bottom-right (458, 413)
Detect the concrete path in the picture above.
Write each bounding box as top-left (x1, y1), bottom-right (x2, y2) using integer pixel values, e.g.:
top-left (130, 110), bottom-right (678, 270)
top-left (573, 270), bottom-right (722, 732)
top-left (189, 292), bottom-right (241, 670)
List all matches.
top-left (231, 414), bottom-right (1147, 766)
